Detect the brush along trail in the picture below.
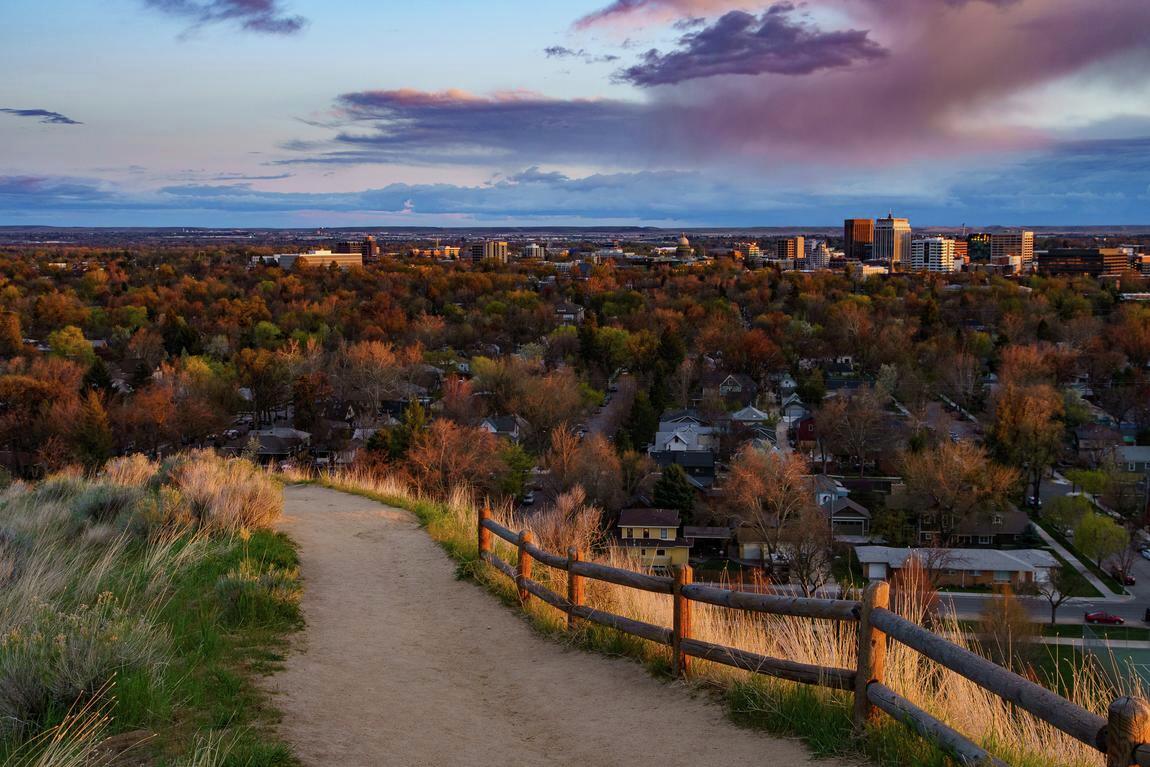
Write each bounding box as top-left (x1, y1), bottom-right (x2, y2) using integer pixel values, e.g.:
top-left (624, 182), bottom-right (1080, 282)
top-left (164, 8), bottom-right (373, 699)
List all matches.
top-left (268, 484), bottom-right (848, 766)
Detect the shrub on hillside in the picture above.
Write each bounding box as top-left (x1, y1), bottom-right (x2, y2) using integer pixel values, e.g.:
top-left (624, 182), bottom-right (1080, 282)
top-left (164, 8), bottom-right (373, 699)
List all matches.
top-left (0, 592), bottom-right (166, 739)
top-left (99, 455), bottom-right (159, 488)
top-left (72, 484), bottom-right (148, 527)
top-left (168, 452), bottom-right (282, 534)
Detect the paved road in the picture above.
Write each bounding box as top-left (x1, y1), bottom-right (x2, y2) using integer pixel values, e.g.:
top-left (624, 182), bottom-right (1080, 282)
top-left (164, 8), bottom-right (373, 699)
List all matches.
top-left (586, 374), bottom-right (635, 437)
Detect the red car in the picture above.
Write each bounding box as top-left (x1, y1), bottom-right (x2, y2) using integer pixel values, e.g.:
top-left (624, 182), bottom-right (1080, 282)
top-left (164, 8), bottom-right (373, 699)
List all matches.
top-left (1085, 611), bottom-right (1125, 625)
top-left (1110, 568), bottom-right (1137, 586)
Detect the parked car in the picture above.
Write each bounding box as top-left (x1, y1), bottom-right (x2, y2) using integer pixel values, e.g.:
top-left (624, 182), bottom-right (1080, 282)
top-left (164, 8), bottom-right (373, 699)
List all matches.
top-left (1025, 496), bottom-right (1043, 510)
top-left (1110, 567), bottom-right (1137, 586)
top-left (521, 490), bottom-right (536, 506)
top-left (1085, 611), bottom-right (1125, 625)
top-left (1141, 548), bottom-right (1150, 562)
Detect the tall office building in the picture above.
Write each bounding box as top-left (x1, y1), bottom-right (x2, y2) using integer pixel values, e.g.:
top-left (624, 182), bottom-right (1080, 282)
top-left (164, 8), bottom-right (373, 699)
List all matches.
top-left (843, 218), bottom-right (875, 261)
top-left (522, 243), bottom-right (547, 260)
top-left (1038, 248), bottom-right (1128, 277)
top-left (775, 236), bottom-right (805, 261)
top-left (874, 213), bottom-right (911, 271)
top-left (910, 237), bottom-right (957, 273)
top-left (805, 241), bottom-right (831, 270)
top-left (470, 240), bottom-right (509, 263)
top-left (990, 231), bottom-right (1035, 273)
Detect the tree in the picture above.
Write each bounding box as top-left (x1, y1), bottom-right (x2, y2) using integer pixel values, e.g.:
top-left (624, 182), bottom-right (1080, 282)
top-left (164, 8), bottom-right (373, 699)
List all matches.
top-left (816, 387), bottom-right (886, 476)
top-left (236, 348), bottom-right (291, 426)
top-left (900, 441), bottom-right (1018, 547)
top-left (48, 325), bottom-right (95, 364)
top-left (73, 390), bottom-right (113, 467)
top-left (1029, 566), bottom-right (1082, 625)
top-left (1074, 511), bottom-right (1129, 567)
top-left (1045, 495), bottom-right (1091, 533)
top-left (990, 382), bottom-right (1065, 503)
top-left (782, 506), bottom-right (834, 597)
top-left (723, 447), bottom-right (812, 569)
top-left (0, 312), bottom-right (22, 357)
top-left (406, 419), bottom-right (506, 498)
top-left (653, 464), bottom-right (694, 517)
top-left (977, 585), bottom-right (1039, 670)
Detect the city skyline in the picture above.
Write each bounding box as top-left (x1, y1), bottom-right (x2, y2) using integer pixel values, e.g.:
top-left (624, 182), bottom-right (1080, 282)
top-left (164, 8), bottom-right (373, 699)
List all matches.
top-left (3, 0), bottom-right (1150, 227)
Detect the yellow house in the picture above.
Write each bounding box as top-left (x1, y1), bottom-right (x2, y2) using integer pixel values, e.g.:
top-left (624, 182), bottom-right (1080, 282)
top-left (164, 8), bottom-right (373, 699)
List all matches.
top-left (614, 509), bottom-right (691, 568)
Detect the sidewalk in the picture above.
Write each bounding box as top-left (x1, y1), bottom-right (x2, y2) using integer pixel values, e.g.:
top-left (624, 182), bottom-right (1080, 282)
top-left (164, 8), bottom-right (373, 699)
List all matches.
top-left (1032, 521), bottom-right (1119, 597)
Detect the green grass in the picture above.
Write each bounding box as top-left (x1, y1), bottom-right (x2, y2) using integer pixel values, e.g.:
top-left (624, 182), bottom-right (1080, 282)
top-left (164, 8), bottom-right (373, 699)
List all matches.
top-left (1042, 624), bottom-right (1150, 641)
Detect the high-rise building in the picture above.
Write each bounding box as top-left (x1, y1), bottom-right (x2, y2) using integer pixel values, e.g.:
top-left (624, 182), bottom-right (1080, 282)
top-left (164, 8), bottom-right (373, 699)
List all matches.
top-left (805, 241), bottom-right (831, 270)
top-left (910, 237), bottom-right (957, 273)
top-left (843, 218), bottom-right (875, 262)
top-left (990, 231), bottom-right (1035, 273)
top-left (874, 214), bottom-right (911, 271)
top-left (470, 241), bottom-right (509, 263)
top-left (522, 243), bottom-right (547, 260)
top-left (776, 236), bottom-right (805, 261)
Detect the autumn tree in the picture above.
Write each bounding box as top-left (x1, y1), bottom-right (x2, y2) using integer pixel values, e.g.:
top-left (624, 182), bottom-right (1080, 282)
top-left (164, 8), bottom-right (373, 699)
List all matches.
top-left (73, 390), bottom-right (113, 467)
top-left (1074, 511), bottom-right (1128, 568)
top-left (815, 386), bottom-right (886, 476)
top-left (236, 347), bottom-right (291, 426)
top-left (1029, 566), bottom-right (1081, 626)
top-left (0, 313), bottom-right (22, 357)
top-left (900, 441), bottom-right (1018, 547)
top-left (990, 382), bottom-right (1064, 503)
top-left (406, 419), bottom-right (507, 498)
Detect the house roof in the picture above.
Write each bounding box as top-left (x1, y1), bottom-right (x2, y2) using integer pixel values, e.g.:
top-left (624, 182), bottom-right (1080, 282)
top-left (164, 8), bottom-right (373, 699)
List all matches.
top-left (613, 537), bottom-right (691, 549)
top-left (731, 405), bottom-right (772, 423)
top-left (618, 508), bottom-right (681, 528)
top-left (954, 510), bottom-right (1031, 536)
top-left (1119, 445), bottom-right (1150, 464)
top-left (482, 415), bottom-right (528, 433)
top-left (854, 547), bottom-right (1058, 572)
top-left (822, 497), bottom-right (871, 519)
top-left (1075, 423), bottom-right (1122, 442)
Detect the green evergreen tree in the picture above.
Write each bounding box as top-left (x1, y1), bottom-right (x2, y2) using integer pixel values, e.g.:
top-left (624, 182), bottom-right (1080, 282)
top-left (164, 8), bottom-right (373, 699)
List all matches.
top-left (653, 463), bottom-right (694, 516)
top-left (74, 391), bottom-right (113, 467)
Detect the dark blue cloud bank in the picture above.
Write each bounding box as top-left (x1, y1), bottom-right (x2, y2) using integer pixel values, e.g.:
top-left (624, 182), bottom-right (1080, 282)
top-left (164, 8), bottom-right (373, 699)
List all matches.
top-left (0, 108), bottom-right (82, 125)
top-left (3, 135), bottom-right (1148, 226)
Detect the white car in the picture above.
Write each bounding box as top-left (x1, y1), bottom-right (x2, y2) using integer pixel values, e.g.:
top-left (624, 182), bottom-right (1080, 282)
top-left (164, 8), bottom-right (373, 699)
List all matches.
top-left (1140, 548), bottom-right (1150, 562)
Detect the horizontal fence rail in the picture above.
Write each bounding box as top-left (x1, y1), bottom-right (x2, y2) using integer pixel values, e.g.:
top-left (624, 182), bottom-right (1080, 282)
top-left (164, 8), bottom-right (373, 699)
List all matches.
top-left (475, 508), bottom-right (1150, 767)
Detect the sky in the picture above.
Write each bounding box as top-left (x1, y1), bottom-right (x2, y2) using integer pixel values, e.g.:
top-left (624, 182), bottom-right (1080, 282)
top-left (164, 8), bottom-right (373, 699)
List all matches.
top-left (2, 0), bottom-right (1150, 227)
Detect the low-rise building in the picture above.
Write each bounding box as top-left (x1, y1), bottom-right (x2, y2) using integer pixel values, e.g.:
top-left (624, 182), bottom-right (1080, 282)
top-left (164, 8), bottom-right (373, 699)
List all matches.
top-left (854, 546), bottom-right (1057, 588)
top-left (615, 509), bottom-right (691, 567)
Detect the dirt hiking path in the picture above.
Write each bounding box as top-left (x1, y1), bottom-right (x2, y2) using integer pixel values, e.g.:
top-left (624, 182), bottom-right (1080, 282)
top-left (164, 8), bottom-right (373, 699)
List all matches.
top-left (267, 484), bottom-right (848, 766)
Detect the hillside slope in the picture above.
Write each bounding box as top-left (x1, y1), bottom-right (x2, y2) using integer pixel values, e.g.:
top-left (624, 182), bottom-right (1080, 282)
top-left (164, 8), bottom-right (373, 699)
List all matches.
top-left (268, 484), bottom-right (847, 766)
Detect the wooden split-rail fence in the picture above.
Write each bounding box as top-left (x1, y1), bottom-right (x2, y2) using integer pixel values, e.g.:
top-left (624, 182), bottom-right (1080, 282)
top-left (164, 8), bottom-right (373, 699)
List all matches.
top-left (478, 507), bottom-right (1150, 767)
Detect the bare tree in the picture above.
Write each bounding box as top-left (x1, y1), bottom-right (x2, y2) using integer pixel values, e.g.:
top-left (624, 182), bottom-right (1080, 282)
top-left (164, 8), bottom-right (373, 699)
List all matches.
top-left (782, 506), bottom-right (834, 597)
top-left (1028, 566), bottom-right (1081, 626)
top-left (816, 386), bottom-right (886, 476)
top-left (723, 446), bottom-right (813, 570)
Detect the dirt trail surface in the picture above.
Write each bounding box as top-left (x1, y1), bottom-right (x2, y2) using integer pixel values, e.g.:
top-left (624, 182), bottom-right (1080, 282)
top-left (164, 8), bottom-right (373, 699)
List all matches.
top-left (268, 484), bottom-right (848, 767)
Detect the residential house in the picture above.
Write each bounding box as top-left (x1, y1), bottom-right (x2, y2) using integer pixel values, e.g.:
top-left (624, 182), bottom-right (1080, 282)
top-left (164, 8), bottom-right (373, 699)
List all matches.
top-left (614, 509), bottom-right (691, 567)
top-left (554, 301), bottom-right (586, 325)
top-left (1119, 445), bottom-right (1150, 476)
top-left (915, 508), bottom-right (1032, 548)
top-left (1074, 424), bottom-right (1124, 466)
top-left (650, 410), bottom-right (718, 488)
top-left (480, 415), bottom-right (530, 444)
top-left (854, 546), bottom-right (1057, 589)
top-left (730, 405), bottom-right (773, 425)
top-left (811, 475), bottom-right (872, 540)
top-left (781, 394), bottom-right (809, 421)
top-left (696, 372), bottom-right (758, 408)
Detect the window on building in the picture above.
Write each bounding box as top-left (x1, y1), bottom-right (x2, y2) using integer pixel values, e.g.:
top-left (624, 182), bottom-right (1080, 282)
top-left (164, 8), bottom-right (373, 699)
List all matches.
top-left (978, 536), bottom-right (993, 545)
top-left (656, 549), bottom-right (666, 556)
top-left (643, 528), bottom-right (650, 539)
top-left (992, 514), bottom-right (1003, 525)
top-left (660, 528), bottom-right (669, 540)
top-left (994, 571), bottom-right (1011, 583)
top-left (969, 570), bottom-right (982, 577)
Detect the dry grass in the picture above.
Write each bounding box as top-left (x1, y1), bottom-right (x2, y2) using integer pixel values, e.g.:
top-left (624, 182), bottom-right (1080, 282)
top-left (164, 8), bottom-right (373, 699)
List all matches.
top-left (298, 466), bottom-right (1130, 767)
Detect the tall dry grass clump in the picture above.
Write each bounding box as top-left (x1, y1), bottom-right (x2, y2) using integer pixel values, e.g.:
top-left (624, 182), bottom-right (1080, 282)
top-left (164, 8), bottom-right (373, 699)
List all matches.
top-left (163, 450), bottom-right (282, 533)
top-left (308, 466), bottom-right (1122, 767)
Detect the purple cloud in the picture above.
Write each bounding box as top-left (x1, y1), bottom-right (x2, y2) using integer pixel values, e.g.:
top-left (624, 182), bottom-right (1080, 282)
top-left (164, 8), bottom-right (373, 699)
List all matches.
top-left (287, 89), bottom-right (661, 166)
top-left (544, 46), bottom-right (620, 64)
top-left (142, 0), bottom-right (305, 34)
top-left (615, 5), bottom-right (887, 87)
top-left (0, 108), bottom-right (82, 125)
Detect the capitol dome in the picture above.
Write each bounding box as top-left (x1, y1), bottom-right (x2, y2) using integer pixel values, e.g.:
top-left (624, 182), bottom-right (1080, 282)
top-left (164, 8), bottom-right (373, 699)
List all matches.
top-left (678, 234), bottom-right (690, 246)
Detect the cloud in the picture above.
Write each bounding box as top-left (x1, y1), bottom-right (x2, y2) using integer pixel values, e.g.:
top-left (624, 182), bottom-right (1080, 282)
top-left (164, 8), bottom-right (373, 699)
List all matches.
top-left (142, 0), bottom-right (306, 34)
top-left (0, 108), bottom-right (82, 125)
top-left (283, 88), bottom-right (662, 166)
top-left (614, 5), bottom-right (887, 86)
top-left (544, 46), bottom-right (620, 64)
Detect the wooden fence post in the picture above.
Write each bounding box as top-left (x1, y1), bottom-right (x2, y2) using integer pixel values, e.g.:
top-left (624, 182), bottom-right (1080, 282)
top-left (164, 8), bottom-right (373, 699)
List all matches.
top-left (477, 504), bottom-right (491, 560)
top-left (517, 530), bottom-right (534, 606)
top-left (1107, 697), bottom-right (1150, 767)
top-left (673, 564), bottom-right (693, 679)
top-left (567, 547), bottom-right (584, 631)
top-left (853, 580), bottom-right (890, 735)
